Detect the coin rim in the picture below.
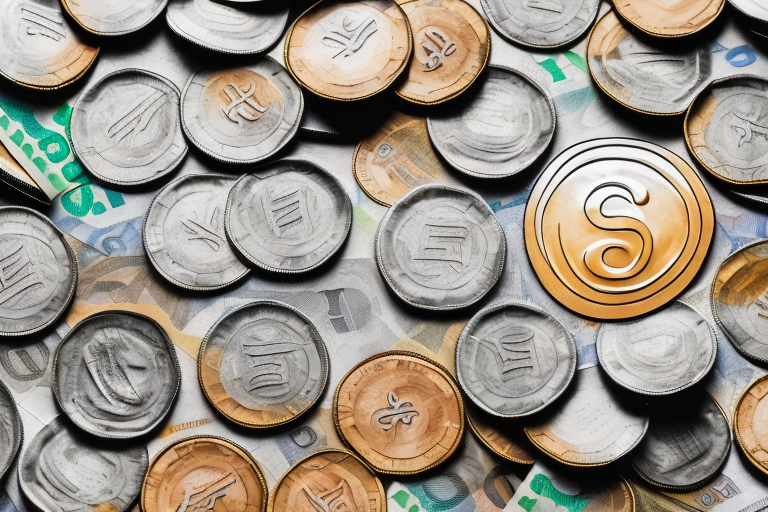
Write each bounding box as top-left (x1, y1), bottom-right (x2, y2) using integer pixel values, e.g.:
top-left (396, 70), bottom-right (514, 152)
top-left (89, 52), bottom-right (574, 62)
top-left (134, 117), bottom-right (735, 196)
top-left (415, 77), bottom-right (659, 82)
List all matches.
top-left (0, 378), bottom-right (23, 481)
top-left (465, 403), bottom-right (536, 465)
top-left (734, 372), bottom-right (768, 477)
top-left (612, 0), bottom-right (725, 39)
top-left (61, 0), bottom-right (167, 36)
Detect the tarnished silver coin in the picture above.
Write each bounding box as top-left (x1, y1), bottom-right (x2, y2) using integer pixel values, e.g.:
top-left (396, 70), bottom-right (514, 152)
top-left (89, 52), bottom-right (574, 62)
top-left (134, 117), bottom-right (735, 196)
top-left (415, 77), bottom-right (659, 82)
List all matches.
top-left (427, 66), bottom-right (556, 179)
top-left (144, 174), bottom-right (250, 291)
top-left (61, 0), bottom-right (165, 35)
top-left (71, 69), bottom-right (187, 187)
top-left (181, 58), bottom-right (303, 164)
top-left (52, 312), bottom-right (181, 439)
top-left (456, 300), bottom-right (576, 418)
top-left (596, 301), bottom-right (716, 396)
top-left (0, 207), bottom-right (77, 337)
top-left (0, 379), bottom-right (22, 481)
top-left (166, 0), bottom-right (289, 55)
top-left (225, 160), bottom-right (352, 273)
top-left (375, 184), bottom-right (506, 310)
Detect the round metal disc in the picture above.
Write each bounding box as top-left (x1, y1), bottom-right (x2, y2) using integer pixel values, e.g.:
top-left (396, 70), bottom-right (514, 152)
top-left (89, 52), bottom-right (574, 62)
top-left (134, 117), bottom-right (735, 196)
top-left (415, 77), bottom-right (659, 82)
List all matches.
top-left (61, 0), bottom-right (166, 36)
top-left (728, 0), bottom-right (768, 23)
top-left (613, 0), bottom-right (724, 38)
top-left (0, 379), bottom-right (22, 481)
top-left (465, 404), bottom-right (536, 464)
top-left (734, 374), bottom-right (768, 477)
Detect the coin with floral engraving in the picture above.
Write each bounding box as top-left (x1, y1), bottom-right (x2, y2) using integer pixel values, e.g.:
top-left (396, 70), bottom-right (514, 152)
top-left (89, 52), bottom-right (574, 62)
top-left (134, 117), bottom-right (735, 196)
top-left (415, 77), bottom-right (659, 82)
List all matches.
top-left (613, 0), bottom-right (724, 38)
top-left (0, 379), bottom-right (22, 481)
top-left (61, 0), bottom-right (166, 35)
top-left (466, 404), bottom-right (536, 464)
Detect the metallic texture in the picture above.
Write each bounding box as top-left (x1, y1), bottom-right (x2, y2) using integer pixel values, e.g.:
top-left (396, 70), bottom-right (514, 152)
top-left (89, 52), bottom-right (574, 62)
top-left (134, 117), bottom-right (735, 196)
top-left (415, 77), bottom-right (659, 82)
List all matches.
top-left (613, 0), bottom-right (725, 38)
top-left (0, 379), bottom-right (22, 481)
top-left (61, 0), bottom-right (165, 36)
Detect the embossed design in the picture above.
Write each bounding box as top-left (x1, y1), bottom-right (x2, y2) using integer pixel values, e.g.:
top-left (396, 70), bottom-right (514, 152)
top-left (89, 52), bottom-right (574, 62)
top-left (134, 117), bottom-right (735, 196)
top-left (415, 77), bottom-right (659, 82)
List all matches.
top-left (420, 27), bottom-right (456, 72)
top-left (525, 0), bottom-right (565, 13)
top-left (476, 326), bottom-right (541, 381)
top-left (414, 224), bottom-right (470, 269)
top-left (0, 244), bottom-right (43, 307)
top-left (731, 112), bottom-right (768, 147)
top-left (176, 474), bottom-right (237, 512)
top-left (220, 82), bottom-right (269, 123)
top-left (239, 331), bottom-right (301, 398)
top-left (372, 391), bottom-right (419, 431)
top-left (263, 187), bottom-right (313, 238)
top-left (302, 480), bottom-right (358, 512)
top-left (107, 90), bottom-right (167, 149)
top-left (83, 328), bottom-right (149, 409)
top-left (322, 15), bottom-right (378, 58)
top-left (20, 3), bottom-right (66, 42)
top-left (0, 342), bottom-right (48, 381)
top-left (182, 207), bottom-right (224, 252)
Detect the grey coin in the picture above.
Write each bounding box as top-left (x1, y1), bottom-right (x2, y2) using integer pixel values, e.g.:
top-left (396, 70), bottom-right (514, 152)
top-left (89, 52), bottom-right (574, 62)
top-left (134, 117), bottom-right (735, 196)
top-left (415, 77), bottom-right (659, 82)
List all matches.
top-left (52, 311), bottom-right (181, 439)
top-left (375, 184), bottom-right (506, 310)
top-left (427, 66), bottom-right (555, 179)
top-left (456, 300), bottom-right (576, 418)
top-left (0, 206), bottom-right (77, 337)
top-left (0, 379), bottom-right (22, 481)
top-left (480, 0), bottom-right (600, 49)
top-left (728, 0), bottom-right (768, 23)
top-left (18, 416), bottom-right (148, 512)
top-left (166, 0), bottom-right (289, 55)
top-left (144, 174), bottom-right (250, 291)
top-left (181, 57), bottom-right (304, 164)
top-left (225, 160), bottom-right (352, 273)
top-left (71, 69), bottom-right (187, 187)
top-left (596, 301), bottom-right (716, 396)
top-left (61, 0), bottom-right (165, 35)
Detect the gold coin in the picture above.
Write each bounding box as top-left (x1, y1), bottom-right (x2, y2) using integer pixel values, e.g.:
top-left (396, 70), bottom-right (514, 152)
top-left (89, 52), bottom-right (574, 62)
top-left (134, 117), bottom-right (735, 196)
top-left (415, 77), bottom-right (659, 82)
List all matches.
top-left (394, 0), bottom-right (490, 105)
top-left (284, 0), bottom-right (412, 101)
top-left (734, 374), bottom-right (768, 477)
top-left (333, 350), bottom-right (465, 475)
top-left (142, 436), bottom-right (268, 512)
top-left (466, 404), bottom-right (536, 465)
top-left (586, 478), bottom-right (635, 512)
top-left (613, 0), bottom-right (724, 38)
top-left (267, 449), bottom-right (385, 512)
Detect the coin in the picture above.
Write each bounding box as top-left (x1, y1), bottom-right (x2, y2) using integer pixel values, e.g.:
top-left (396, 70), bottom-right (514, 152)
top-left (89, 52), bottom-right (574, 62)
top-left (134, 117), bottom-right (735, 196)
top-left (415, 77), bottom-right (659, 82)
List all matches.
top-left (613, 0), bottom-right (724, 38)
top-left (734, 374), bottom-right (768, 477)
top-left (587, 11), bottom-right (712, 116)
top-left (226, 160), bottom-right (352, 273)
top-left (181, 57), bottom-right (303, 164)
top-left (166, 0), bottom-right (289, 55)
top-left (198, 300), bottom-right (329, 428)
top-left (0, 379), bottom-right (22, 481)
top-left (466, 404), bottom-right (536, 465)
top-left (61, 0), bottom-right (165, 36)
top-left (427, 65), bottom-right (556, 179)
top-left (333, 351), bottom-right (465, 475)
top-left (596, 301), bottom-right (717, 395)
top-left (52, 311), bottom-right (181, 439)
top-left (376, 184), bottom-right (506, 310)
top-left (0, 140), bottom-right (50, 206)
top-left (456, 300), bottom-right (576, 418)
top-left (71, 69), bottom-right (187, 188)
top-left (524, 138), bottom-right (715, 320)
top-left (0, 0), bottom-right (99, 90)
top-left (19, 416), bottom-right (148, 512)
top-left (728, 0), bottom-right (768, 24)
top-left (142, 436), bottom-right (268, 512)
top-left (284, 0), bottom-right (412, 101)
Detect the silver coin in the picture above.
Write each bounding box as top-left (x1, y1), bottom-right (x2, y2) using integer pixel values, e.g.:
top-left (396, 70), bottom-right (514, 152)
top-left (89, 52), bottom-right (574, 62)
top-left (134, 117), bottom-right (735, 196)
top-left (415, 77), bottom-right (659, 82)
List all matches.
top-left (144, 174), bottom-right (250, 291)
top-left (52, 311), bottom-right (181, 439)
top-left (181, 58), bottom-right (304, 164)
top-left (728, 0), bottom-right (768, 23)
top-left (166, 0), bottom-right (289, 55)
top-left (225, 160), bottom-right (352, 273)
top-left (456, 300), bottom-right (576, 418)
top-left (61, 0), bottom-right (166, 36)
top-left (18, 416), bottom-right (148, 512)
top-left (0, 379), bottom-right (22, 481)
top-left (427, 66), bottom-right (556, 179)
top-left (0, 206), bottom-right (77, 337)
top-left (375, 184), bottom-right (506, 310)
top-left (596, 301), bottom-right (716, 396)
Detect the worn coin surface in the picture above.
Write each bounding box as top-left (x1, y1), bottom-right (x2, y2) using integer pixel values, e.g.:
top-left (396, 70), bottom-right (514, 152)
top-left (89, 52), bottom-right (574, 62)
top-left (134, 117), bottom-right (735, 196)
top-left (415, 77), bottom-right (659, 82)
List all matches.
top-left (735, 374), bottom-right (768, 477)
top-left (142, 436), bottom-right (268, 512)
top-left (0, 379), bottom-right (22, 481)
top-left (181, 57), bottom-right (303, 164)
top-left (596, 301), bottom-right (716, 395)
top-left (613, 0), bottom-right (724, 38)
top-left (427, 65), bottom-right (555, 179)
top-left (524, 138), bottom-right (714, 320)
top-left (0, 207), bottom-right (77, 337)
top-left (334, 351), bottom-right (465, 475)
top-left (61, 0), bottom-right (166, 35)
top-left (466, 404), bottom-right (536, 464)
top-left (71, 69), bottom-right (187, 187)
top-left (52, 311), bottom-right (181, 439)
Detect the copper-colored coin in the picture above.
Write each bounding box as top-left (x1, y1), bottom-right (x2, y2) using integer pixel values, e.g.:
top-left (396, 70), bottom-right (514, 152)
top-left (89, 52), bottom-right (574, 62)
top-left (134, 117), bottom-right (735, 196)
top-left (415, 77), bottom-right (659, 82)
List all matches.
top-left (333, 351), bottom-right (465, 475)
top-left (466, 404), bottom-right (536, 465)
top-left (142, 436), bottom-right (268, 512)
top-left (267, 449), bottom-right (385, 512)
top-left (284, 0), bottom-right (412, 101)
top-left (613, 0), bottom-right (724, 38)
top-left (734, 375), bottom-right (768, 477)
top-left (394, 0), bottom-right (489, 105)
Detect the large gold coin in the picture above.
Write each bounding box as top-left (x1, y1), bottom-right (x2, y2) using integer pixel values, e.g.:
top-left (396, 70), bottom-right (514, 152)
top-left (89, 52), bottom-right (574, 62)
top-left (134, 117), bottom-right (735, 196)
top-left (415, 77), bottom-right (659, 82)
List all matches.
top-left (613, 0), bottom-right (724, 38)
top-left (734, 374), bottom-right (768, 477)
top-left (333, 351), bottom-right (465, 475)
top-left (524, 138), bottom-right (714, 320)
top-left (466, 404), bottom-right (536, 465)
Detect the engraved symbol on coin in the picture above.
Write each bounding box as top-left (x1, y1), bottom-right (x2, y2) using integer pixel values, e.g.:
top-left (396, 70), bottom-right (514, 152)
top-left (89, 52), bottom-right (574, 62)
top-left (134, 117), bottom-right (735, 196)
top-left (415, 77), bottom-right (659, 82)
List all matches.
top-left (182, 207), bottom-right (224, 252)
top-left (264, 187), bottom-right (313, 238)
top-left (0, 342), bottom-right (48, 382)
top-left (0, 243), bottom-right (43, 306)
top-left (480, 326), bottom-right (540, 380)
top-left (238, 330), bottom-right (302, 399)
top-left (415, 223), bottom-right (470, 269)
top-left (526, 0), bottom-right (565, 13)
top-left (421, 27), bottom-right (456, 71)
top-left (108, 89), bottom-right (167, 148)
top-left (176, 474), bottom-right (237, 512)
top-left (20, 2), bottom-right (66, 41)
top-left (221, 81), bottom-right (268, 122)
top-left (731, 112), bottom-right (768, 146)
top-left (322, 14), bottom-right (378, 58)
top-left (372, 391), bottom-right (420, 430)
top-left (302, 480), bottom-right (357, 511)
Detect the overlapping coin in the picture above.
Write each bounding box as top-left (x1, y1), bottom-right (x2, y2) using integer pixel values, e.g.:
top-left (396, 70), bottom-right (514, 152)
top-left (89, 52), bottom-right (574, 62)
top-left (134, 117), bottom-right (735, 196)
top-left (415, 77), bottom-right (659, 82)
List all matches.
top-left (61, 0), bottom-right (166, 35)
top-left (728, 0), bottom-right (768, 28)
top-left (735, 374), bottom-right (768, 477)
top-left (612, 0), bottom-right (724, 38)
top-left (0, 140), bottom-right (50, 206)
top-left (0, 379), bottom-right (22, 481)
top-left (466, 404), bottom-right (536, 465)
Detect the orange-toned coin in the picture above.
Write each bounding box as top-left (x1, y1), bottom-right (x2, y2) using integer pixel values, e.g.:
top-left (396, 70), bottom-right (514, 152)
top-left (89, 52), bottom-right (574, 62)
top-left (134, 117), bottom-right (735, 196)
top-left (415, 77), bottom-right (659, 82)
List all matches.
top-left (466, 405), bottom-right (536, 465)
top-left (734, 374), bottom-right (768, 476)
top-left (613, 0), bottom-right (724, 38)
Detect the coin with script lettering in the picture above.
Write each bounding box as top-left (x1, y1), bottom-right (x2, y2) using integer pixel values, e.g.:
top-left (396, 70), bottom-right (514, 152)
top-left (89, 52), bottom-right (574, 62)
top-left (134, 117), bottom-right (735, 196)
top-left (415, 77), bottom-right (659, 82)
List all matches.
top-left (427, 65), bottom-right (555, 179)
top-left (61, 0), bottom-right (165, 35)
top-left (19, 416), bottom-right (149, 512)
top-left (333, 351), bottom-right (465, 474)
top-left (524, 138), bottom-right (714, 320)
top-left (285, 0), bottom-right (412, 101)
top-left (71, 69), bottom-right (187, 187)
top-left (181, 57), bottom-right (303, 164)
top-left (613, 0), bottom-right (724, 38)
top-left (52, 311), bottom-right (181, 439)
top-left (0, 0), bottom-right (99, 90)
top-left (734, 374), bottom-right (768, 477)
top-left (466, 404), bottom-right (536, 465)
top-left (0, 379), bottom-right (22, 481)
top-left (0, 207), bottom-right (77, 337)
top-left (142, 436), bottom-right (268, 512)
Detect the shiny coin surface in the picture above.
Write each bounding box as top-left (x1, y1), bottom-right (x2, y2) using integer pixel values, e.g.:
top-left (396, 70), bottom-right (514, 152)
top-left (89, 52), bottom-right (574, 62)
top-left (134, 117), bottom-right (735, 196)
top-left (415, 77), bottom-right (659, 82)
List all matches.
top-left (466, 404), bottom-right (536, 464)
top-left (181, 57), bottom-right (303, 164)
top-left (587, 11), bottom-right (712, 116)
top-left (334, 351), bottom-right (465, 474)
top-left (52, 311), bottom-right (181, 439)
top-left (61, 0), bottom-right (165, 35)
top-left (735, 374), bottom-right (768, 477)
top-left (19, 416), bottom-right (148, 512)
top-left (613, 0), bottom-right (724, 38)
top-left (524, 138), bottom-right (714, 320)
top-left (0, 379), bottom-right (22, 481)
top-left (144, 174), bottom-right (250, 291)
top-left (456, 300), bottom-right (576, 418)
top-left (142, 436), bottom-right (268, 512)
top-left (285, 0), bottom-right (412, 101)
top-left (226, 160), bottom-right (352, 273)
top-left (71, 69), bottom-right (187, 187)
top-left (0, 206), bottom-right (77, 337)
top-left (427, 65), bottom-right (555, 179)
top-left (596, 301), bottom-right (716, 395)
top-left (728, 0), bottom-right (768, 23)
top-left (376, 184), bottom-right (505, 310)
